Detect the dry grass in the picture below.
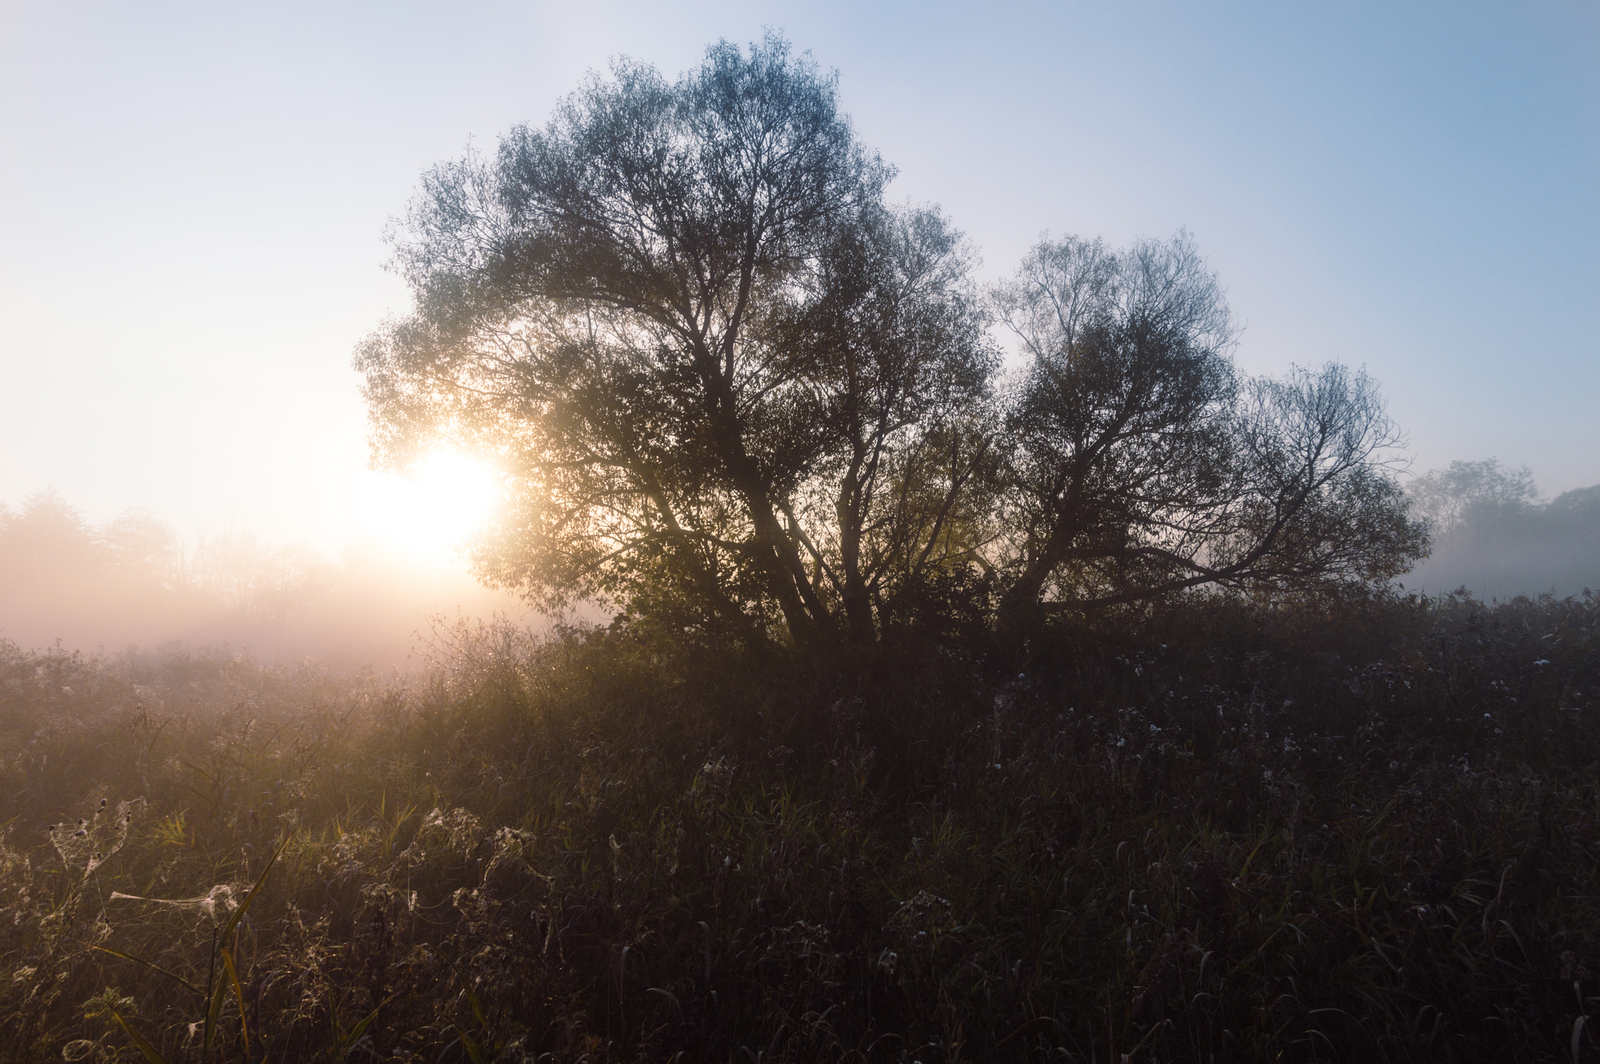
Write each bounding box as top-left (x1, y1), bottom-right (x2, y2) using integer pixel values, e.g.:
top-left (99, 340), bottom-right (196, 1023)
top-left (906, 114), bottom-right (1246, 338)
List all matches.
top-left (2, 591), bottom-right (1598, 1062)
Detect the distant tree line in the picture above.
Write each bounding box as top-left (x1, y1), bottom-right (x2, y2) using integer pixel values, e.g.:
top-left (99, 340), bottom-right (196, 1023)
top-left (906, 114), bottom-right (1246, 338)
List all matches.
top-left (0, 491), bottom-right (525, 666)
top-left (356, 33), bottom-right (1428, 652)
top-left (1406, 459), bottom-right (1600, 599)
top-left (0, 489), bottom-right (335, 622)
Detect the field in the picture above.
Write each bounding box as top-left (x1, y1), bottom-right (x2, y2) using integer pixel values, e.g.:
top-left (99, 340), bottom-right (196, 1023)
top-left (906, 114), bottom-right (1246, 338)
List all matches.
top-left (2, 591), bottom-right (1598, 1062)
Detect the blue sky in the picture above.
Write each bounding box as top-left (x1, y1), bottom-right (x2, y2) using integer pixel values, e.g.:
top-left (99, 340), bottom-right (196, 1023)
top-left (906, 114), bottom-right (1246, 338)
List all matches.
top-left (2, 0), bottom-right (1595, 551)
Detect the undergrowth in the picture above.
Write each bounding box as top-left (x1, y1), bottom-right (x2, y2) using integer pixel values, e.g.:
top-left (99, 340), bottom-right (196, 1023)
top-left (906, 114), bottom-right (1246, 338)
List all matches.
top-left (2, 590), bottom-right (1598, 1061)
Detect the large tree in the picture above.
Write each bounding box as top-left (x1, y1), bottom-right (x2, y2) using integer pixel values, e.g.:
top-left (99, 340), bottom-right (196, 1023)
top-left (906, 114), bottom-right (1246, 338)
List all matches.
top-left (991, 233), bottom-right (1428, 629)
top-left (359, 38), bottom-right (1426, 651)
top-left (356, 36), bottom-right (996, 650)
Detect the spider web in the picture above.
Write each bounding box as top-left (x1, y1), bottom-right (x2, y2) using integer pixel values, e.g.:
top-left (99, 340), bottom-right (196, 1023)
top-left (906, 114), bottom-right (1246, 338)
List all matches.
top-left (49, 797), bottom-right (144, 877)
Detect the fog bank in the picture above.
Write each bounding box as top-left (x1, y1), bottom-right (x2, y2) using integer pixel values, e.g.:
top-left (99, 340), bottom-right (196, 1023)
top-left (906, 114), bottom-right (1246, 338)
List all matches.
top-left (0, 490), bottom-right (550, 672)
top-left (1405, 461), bottom-right (1600, 601)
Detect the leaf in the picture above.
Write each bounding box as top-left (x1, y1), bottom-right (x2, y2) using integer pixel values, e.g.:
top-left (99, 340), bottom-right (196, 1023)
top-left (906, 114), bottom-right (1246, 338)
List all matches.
top-left (94, 945), bottom-right (202, 997)
top-left (202, 832), bottom-right (292, 1055)
top-left (219, 831), bottom-right (292, 947)
top-left (465, 982), bottom-right (488, 1028)
top-left (110, 1009), bottom-right (169, 1064)
top-left (203, 950), bottom-right (228, 1057)
top-left (222, 946), bottom-right (249, 1059)
top-left (347, 994), bottom-right (396, 1048)
top-left (452, 1025), bottom-right (486, 1064)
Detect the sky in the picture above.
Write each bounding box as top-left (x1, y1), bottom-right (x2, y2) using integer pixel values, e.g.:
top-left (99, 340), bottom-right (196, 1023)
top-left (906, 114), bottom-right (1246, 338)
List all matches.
top-left (2, 0), bottom-right (1597, 558)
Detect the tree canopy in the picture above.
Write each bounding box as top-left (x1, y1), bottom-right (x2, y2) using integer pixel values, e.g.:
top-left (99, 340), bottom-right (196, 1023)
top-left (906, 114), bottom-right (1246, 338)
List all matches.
top-left (357, 35), bottom-right (1428, 651)
top-left (992, 234), bottom-right (1426, 627)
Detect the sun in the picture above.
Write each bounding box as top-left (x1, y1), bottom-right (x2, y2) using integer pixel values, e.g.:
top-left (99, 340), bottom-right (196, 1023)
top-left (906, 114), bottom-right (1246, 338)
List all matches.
top-left (355, 452), bottom-right (501, 561)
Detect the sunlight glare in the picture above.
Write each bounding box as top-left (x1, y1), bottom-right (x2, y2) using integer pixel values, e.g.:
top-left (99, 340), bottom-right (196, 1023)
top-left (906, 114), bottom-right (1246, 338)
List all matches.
top-left (355, 452), bottom-right (500, 561)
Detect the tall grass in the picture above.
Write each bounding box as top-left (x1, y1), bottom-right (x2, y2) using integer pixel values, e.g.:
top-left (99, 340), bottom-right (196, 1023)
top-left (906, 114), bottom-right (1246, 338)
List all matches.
top-left (2, 591), bottom-right (1597, 1061)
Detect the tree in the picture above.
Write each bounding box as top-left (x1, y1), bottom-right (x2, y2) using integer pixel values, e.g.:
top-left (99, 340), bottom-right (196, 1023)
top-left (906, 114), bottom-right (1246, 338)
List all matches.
top-left (358, 38), bottom-right (1426, 652)
top-left (1404, 463), bottom-right (1598, 598)
top-left (0, 489), bottom-right (105, 599)
top-left (102, 507), bottom-right (184, 593)
top-left (1407, 458), bottom-right (1539, 547)
top-left (356, 35), bottom-right (996, 650)
top-left (991, 233), bottom-right (1428, 629)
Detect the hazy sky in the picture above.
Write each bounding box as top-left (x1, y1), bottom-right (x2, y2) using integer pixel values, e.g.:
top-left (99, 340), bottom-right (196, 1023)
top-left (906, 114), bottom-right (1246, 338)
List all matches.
top-left (3, 0), bottom-right (1596, 555)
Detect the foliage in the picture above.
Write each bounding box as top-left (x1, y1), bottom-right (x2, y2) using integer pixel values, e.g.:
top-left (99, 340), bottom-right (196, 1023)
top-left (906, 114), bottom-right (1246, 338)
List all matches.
top-left (1409, 459), bottom-right (1541, 548)
top-left (992, 234), bottom-right (1427, 628)
top-left (356, 38), bottom-right (1424, 650)
top-left (358, 34), bottom-right (995, 653)
top-left (3, 590), bottom-right (1599, 1061)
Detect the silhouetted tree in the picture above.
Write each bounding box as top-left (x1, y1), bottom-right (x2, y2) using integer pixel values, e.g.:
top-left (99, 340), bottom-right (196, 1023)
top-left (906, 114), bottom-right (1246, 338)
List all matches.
top-left (102, 507), bottom-right (184, 593)
top-left (992, 234), bottom-right (1427, 629)
top-left (1549, 484), bottom-right (1600, 528)
top-left (357, 35), bottom-right (995, 650)
top-left (358, 39), bottom-right (1426, 650)
top-left (184, 528), bottom-right (337, 618)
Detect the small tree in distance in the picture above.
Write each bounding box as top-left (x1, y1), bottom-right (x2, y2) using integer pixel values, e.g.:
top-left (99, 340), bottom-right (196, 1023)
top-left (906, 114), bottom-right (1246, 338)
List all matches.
top-left (357, 34), bottom-right (1428, 651)
top-left (1408, 458), bottom-right (1539, 549)
top-left (1403, 460), bottom-right (1599, 598)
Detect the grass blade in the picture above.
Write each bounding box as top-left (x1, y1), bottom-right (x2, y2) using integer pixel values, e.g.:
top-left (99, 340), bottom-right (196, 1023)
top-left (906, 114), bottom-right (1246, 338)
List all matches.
top-left (465, 982), bottom-right (487, 1028)
top-left (94, 945), bottom-right (202, 997)
top-left (110, 1009), bottom-right (169, 1064)
top-left (219, 832), bottom-right (292, 948)
top-left (452, 1024), bottom-right (486, 1064)
top-left (347, 994), bottom-right (397, 1049)
top-left (204, 962), bottom-right (227, 1058)
top-left (222, 946), bottom-right (250, 1060)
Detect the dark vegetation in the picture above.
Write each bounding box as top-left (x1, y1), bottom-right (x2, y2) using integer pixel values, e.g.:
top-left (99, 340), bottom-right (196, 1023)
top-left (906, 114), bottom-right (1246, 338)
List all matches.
top-left (3, 589), bottom-right (1600, 1062)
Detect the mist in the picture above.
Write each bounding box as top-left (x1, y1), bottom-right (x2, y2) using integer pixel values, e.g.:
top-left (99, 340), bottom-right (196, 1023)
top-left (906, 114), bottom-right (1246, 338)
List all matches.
top-left (4, 457), bottom-right (1594, 673)
top-left (1404, 459), bottom-right (1600, 601)
top-left (0, 489), bottom-right (549, 672)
